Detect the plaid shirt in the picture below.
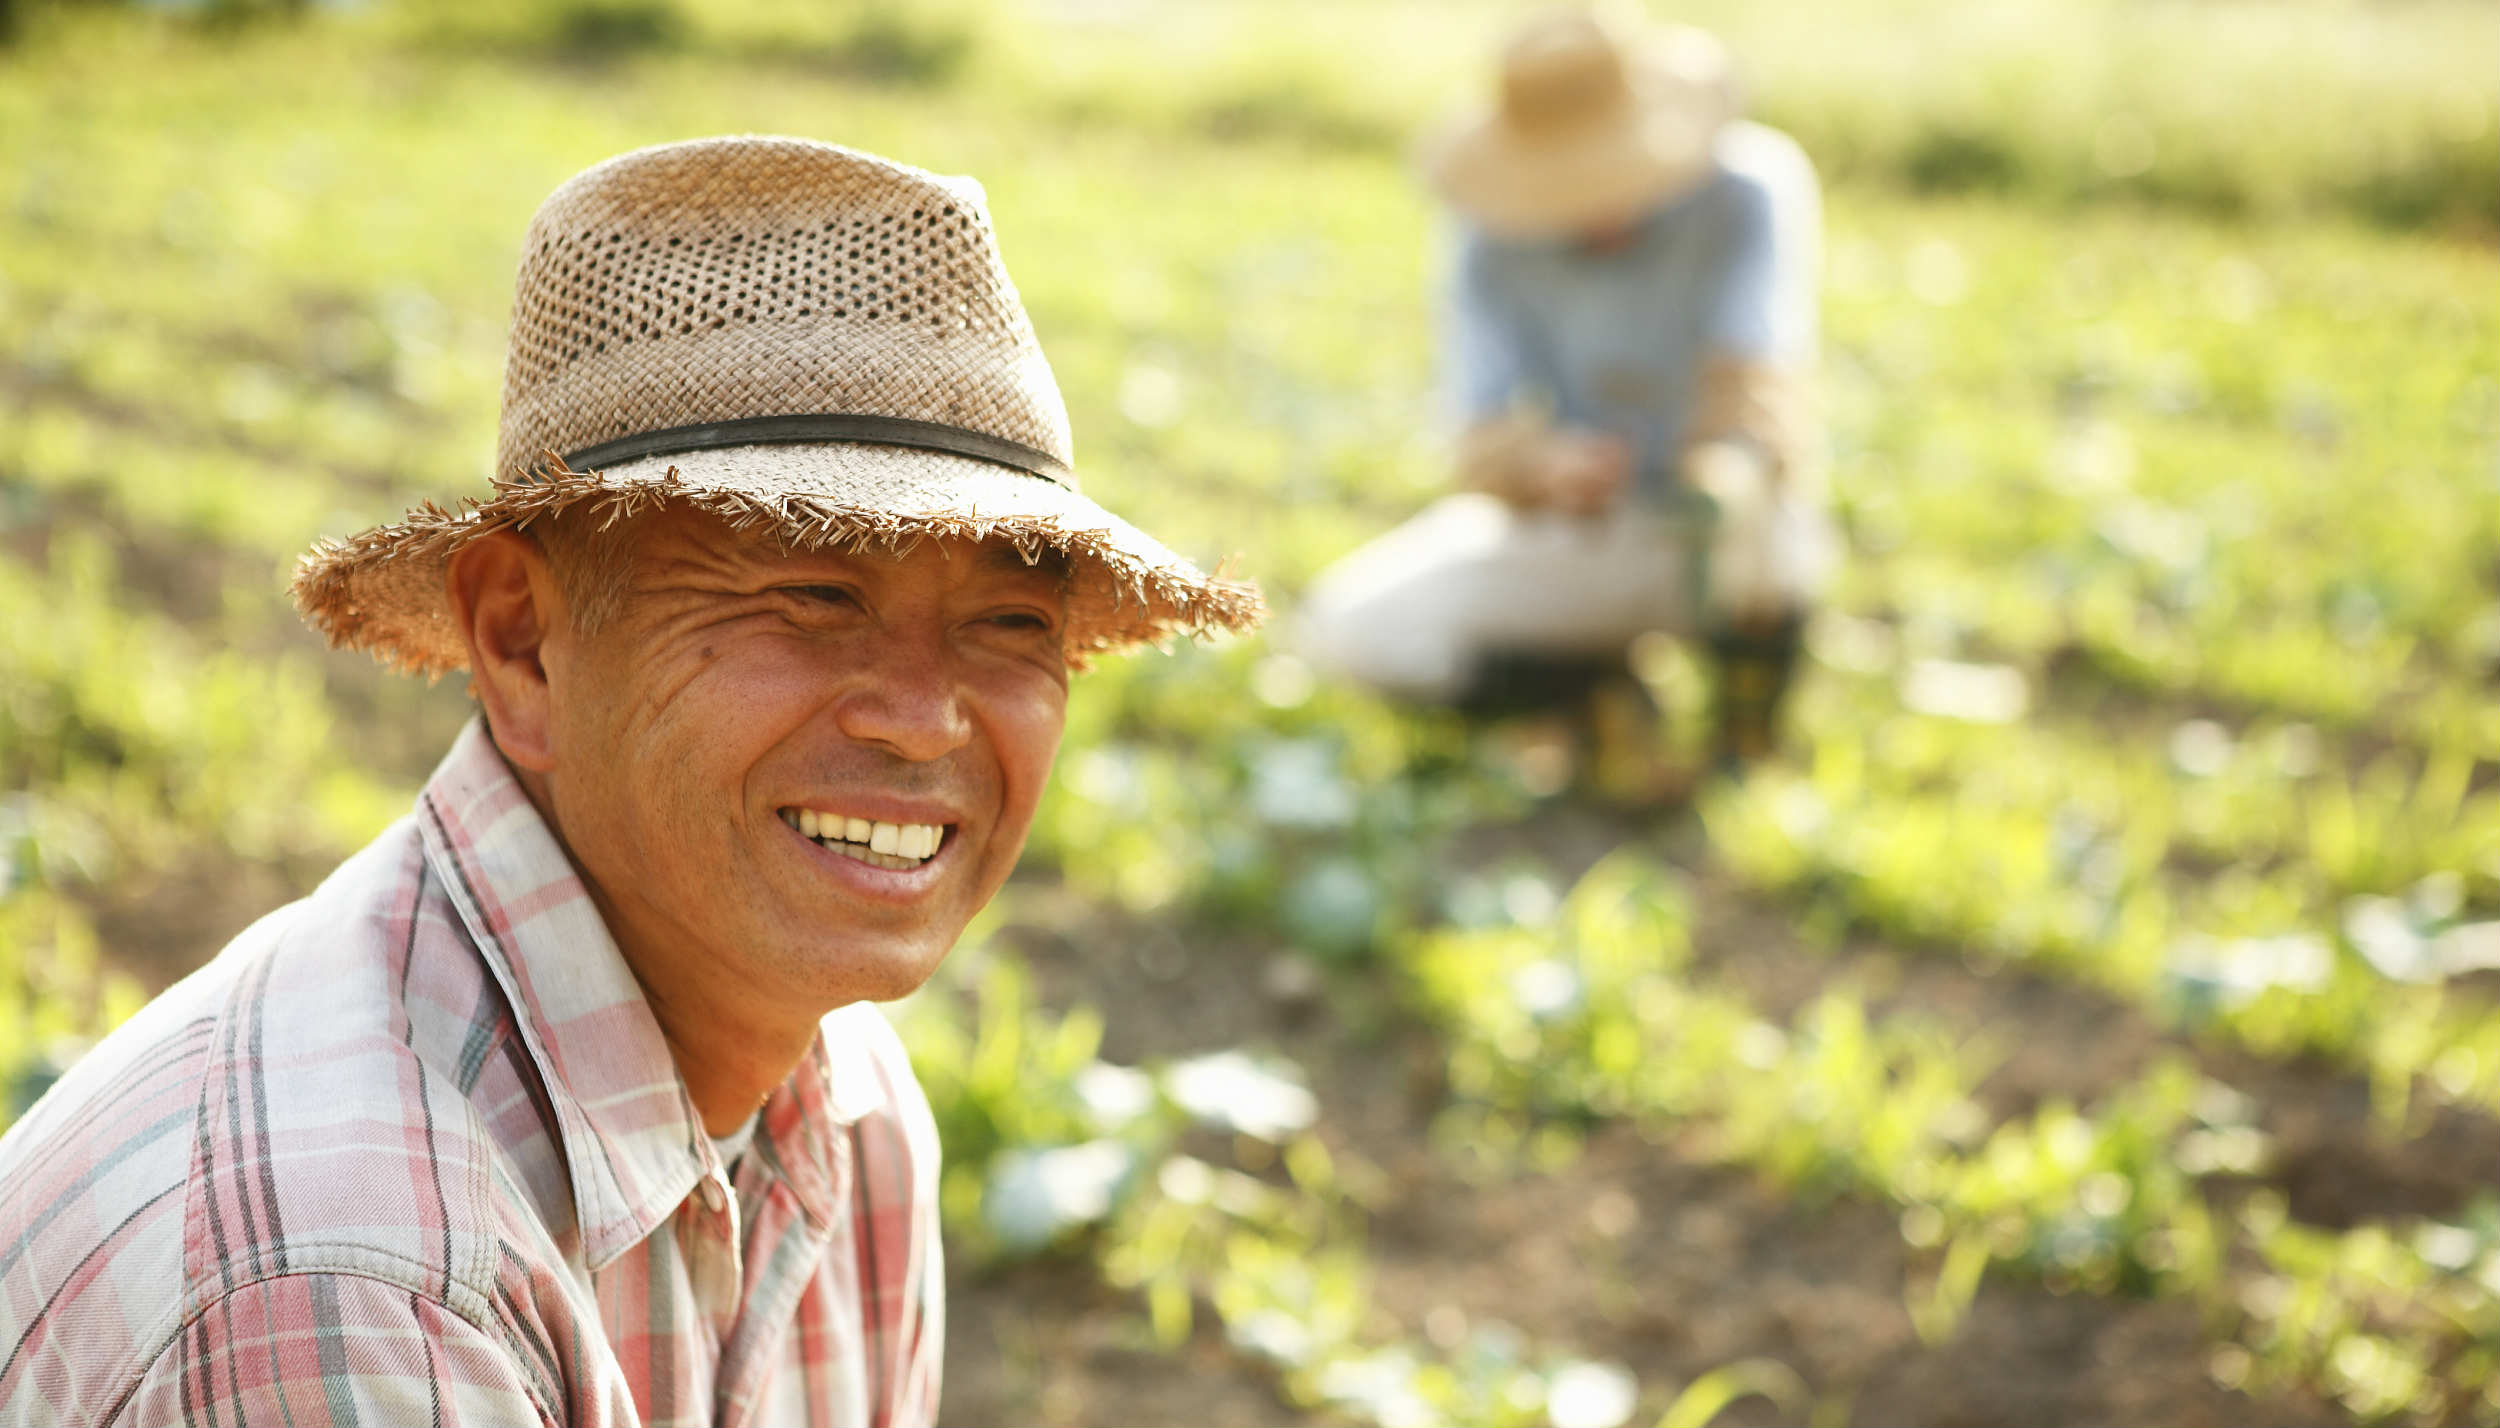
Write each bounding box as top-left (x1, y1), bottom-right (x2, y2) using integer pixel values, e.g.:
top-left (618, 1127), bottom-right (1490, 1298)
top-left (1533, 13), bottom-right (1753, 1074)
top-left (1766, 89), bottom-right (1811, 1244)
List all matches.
top-left (0, 719), bottom-right (943, 1427)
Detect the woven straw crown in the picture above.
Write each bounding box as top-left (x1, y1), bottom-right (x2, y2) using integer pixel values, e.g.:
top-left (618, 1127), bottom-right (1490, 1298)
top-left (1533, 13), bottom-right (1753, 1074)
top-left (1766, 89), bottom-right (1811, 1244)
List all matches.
top-left (293, 135), bottom-right (1262, 674)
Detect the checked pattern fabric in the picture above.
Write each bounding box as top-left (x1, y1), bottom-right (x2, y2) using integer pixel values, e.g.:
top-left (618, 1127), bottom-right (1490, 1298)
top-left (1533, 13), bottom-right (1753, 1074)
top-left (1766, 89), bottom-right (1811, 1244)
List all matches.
top-left (0, 718), bottom-right (942, 1426)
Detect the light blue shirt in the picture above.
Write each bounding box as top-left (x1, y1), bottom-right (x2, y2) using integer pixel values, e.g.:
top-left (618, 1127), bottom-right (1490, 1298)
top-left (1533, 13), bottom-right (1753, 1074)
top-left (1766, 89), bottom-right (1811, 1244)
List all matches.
top-left (1444, 121), bottom-right (1821, 509)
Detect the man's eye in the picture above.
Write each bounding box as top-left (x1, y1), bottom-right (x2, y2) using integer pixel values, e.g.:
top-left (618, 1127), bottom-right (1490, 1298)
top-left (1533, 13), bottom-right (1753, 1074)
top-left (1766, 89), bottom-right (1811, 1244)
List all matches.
top-left (984, 611), bottom-right (1056, 633)
top-left (786, 585), bottom-right (860, 608)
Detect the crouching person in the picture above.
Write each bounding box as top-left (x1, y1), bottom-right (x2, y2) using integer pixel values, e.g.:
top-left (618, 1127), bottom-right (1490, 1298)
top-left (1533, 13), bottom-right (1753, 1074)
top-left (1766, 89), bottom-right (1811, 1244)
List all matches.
top-left (1299, 6), bottom-right (1833, 780)
top-left (0, 136), bottom-right (1259, 1426)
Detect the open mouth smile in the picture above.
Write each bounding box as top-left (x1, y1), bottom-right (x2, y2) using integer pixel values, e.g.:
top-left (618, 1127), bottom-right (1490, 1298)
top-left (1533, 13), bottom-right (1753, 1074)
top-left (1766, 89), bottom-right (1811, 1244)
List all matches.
top-left (778, 807), bottom-right (950, 872)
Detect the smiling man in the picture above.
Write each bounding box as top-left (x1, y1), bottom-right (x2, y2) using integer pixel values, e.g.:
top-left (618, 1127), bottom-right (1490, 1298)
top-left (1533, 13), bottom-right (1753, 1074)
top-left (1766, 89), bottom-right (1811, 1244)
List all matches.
top-left (0, 137), bottom-right (1259, 1427)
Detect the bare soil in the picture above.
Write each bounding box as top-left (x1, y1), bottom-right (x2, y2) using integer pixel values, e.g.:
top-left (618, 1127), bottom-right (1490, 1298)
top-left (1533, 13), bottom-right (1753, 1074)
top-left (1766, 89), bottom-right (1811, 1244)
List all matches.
top-left (939, 799), bottom-right (2427, 1427)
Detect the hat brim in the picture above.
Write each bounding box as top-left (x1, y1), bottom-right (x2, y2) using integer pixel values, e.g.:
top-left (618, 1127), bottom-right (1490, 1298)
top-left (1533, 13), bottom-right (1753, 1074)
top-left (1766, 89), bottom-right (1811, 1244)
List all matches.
top-left (1426, 111), bottom-right (1717, 241)
top-left (1424, 35), bottom-right (1736, 241)
top-left (292, 441), bottom-right (1264, 677)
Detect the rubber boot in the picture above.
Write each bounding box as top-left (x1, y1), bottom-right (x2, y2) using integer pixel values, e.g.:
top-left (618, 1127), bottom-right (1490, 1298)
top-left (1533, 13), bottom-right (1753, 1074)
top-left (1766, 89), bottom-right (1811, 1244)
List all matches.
top-left (1706, 615), bottom-right (1804, 773)
top-left (1452, 651), bottom-right (1625, 722)
top-left (1456, 652), bottom-right (1645, 800)
top-left (1583, 671), bottom-right (1688, 808)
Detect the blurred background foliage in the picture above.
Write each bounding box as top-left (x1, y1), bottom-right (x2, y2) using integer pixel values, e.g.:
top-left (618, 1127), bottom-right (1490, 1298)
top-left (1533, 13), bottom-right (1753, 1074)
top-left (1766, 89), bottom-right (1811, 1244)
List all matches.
top-left (3, 0), bottom-right (2498, 1423)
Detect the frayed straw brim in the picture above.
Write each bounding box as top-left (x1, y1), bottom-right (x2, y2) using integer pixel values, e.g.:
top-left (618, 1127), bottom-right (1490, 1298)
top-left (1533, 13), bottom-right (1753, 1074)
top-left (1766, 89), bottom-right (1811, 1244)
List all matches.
top-left (292, 442), bottom-right (1264, 678)
top-left (1424, 104), bottom-right (1717, 240)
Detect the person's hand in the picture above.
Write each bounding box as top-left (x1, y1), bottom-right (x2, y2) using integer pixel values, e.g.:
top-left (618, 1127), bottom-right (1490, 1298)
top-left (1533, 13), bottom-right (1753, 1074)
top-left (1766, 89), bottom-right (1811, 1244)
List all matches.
top-left (1455, 414), bottom-right (1550, 507)
top-left (1535, 429), bottom-right (1632, 515)
top-left (1684, 438), bottom-right (1769, 514)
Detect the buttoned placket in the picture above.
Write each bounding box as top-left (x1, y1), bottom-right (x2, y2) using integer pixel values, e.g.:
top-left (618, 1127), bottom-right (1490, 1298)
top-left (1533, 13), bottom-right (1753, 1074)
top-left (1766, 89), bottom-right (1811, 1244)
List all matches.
top-left (683, 1159), bottom-right (747, 1351)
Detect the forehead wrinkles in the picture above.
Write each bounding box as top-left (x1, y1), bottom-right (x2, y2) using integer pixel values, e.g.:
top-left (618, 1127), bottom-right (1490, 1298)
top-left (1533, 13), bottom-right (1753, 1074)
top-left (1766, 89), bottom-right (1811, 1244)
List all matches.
top-left (622, 510), bottom-right (777, 584)
top-left (637, 515), bottom-right (1066, 596)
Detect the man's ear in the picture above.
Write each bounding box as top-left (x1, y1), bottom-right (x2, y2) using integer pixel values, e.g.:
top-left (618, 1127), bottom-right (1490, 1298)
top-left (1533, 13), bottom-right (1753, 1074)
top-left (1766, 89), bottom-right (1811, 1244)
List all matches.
top-left (446, 529), bottom-right (566, 774)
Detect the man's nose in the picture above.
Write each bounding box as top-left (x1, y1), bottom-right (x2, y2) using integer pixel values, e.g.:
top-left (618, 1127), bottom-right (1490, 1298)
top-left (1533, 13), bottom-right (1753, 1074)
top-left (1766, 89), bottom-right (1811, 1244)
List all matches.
top-left (828, 637), bottom-right (976, 763)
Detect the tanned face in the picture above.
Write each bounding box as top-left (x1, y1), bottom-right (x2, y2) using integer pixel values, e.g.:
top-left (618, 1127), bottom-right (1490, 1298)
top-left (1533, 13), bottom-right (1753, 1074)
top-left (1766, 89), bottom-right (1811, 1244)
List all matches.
top-left (520, 507), bottom-right (1070, 1009)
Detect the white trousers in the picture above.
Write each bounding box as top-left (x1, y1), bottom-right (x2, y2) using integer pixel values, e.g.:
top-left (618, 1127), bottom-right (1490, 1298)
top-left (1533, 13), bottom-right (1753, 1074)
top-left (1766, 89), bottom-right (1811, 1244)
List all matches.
top-left (1296, 492), bottom-right (1836, 702)
top-left (1295, 495), bottom-right (1700, 701)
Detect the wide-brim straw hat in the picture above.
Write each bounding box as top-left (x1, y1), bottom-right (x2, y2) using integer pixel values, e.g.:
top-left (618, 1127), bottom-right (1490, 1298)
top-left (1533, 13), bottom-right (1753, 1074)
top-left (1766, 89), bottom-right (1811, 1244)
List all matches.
top-left (1422, 8), bottom-right (1737, 241)
top-left (293, 135), bottom-right (1263, 675)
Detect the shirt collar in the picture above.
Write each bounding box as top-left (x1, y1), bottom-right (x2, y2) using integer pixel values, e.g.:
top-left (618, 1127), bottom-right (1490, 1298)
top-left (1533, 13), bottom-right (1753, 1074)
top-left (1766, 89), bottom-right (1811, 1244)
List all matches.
top-left (413, 717), bottom-right (884, 1267)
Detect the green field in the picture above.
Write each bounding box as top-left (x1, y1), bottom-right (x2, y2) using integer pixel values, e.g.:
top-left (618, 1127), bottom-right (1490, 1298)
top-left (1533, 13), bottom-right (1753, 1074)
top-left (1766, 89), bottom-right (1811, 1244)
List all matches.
top-left (5, 0), bottom-right (2500, 1423)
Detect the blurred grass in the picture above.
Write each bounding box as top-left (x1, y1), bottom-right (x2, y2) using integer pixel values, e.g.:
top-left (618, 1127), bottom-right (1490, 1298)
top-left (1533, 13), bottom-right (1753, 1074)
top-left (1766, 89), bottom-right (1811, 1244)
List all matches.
top-left (19, 0), bottom-right (2489, 230)
top-left (460, 0), bottom-right (2500, 232)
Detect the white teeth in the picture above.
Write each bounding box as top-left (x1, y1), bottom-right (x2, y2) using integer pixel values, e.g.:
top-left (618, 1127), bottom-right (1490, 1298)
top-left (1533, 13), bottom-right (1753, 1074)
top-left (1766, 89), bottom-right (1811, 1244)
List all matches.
top-left (786, 810), bottom-right (945, 864)
top-left (822, 841), bottom-right (920, 871)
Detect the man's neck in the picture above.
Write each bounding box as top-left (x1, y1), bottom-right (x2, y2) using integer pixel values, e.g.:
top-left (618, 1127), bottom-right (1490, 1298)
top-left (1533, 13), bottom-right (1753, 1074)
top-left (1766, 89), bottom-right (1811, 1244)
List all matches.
top-left (646, 996), bottom-right (810, 1137)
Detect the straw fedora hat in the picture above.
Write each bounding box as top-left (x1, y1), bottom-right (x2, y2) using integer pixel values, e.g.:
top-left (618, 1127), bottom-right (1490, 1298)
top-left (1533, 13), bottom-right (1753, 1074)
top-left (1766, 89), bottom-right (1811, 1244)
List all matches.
top-left (293, 135), bottom-right (1263, 675)
top-left (1423, 7), bottom-right (1737, 241)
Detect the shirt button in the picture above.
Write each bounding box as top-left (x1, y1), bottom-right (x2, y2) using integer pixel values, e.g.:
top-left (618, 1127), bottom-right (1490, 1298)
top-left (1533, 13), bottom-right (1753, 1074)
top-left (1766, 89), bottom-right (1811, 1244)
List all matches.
top-left (698, 1176), bottom-right (727, 1213)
